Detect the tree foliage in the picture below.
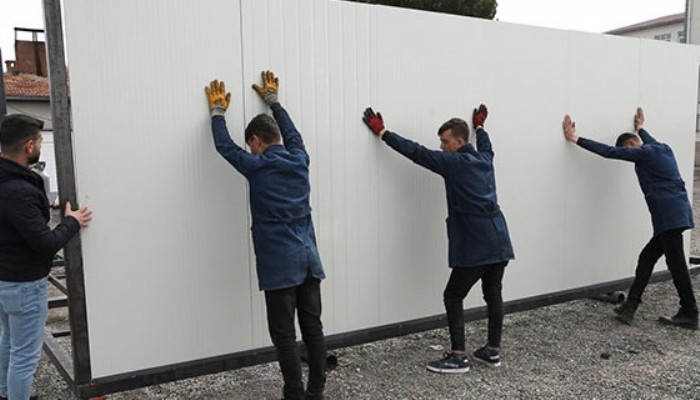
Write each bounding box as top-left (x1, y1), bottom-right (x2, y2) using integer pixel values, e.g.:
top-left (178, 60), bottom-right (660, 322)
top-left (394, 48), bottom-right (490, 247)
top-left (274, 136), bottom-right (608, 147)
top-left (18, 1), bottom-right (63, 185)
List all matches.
top-left (344, 0), bottom-right (498, 19)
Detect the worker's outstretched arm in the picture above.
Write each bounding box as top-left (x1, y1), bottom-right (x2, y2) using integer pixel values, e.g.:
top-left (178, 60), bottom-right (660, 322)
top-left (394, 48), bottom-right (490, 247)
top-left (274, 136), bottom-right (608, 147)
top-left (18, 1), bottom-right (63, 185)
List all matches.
top-left (633, 107), bottom-right (658, 144)
top-left (472, 104), bottom-right (494, 159)
top-left (562, 114), bottom-right (645, 162)
top-left (362, 107), bottom-right (454, 175)
top-left (205, 80), bottom-right (261, 176)
top-left (252, 70), bottom-right (307, 159)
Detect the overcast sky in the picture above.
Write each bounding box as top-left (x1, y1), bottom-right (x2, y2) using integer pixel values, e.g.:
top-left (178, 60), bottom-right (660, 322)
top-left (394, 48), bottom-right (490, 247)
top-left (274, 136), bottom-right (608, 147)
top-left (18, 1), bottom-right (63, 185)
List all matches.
top-left (0, 0), bottom-right (688, 70)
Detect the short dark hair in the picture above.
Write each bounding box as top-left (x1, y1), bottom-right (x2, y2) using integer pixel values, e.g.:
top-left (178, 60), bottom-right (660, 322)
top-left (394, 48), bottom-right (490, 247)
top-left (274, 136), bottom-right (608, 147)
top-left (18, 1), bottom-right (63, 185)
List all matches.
top-left (0, 114), bottom-right (44, 154)
top-left (437, 118), bottom-right (470, 142)
top-left (245, 114), bottom-right (281, 144)
top-left (615, 132), bottom-right (638, 147)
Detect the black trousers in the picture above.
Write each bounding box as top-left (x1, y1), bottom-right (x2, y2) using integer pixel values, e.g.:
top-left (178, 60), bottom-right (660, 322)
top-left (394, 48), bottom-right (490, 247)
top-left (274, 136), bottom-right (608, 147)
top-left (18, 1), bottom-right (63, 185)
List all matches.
top-left (628, 229), bottom-right (698, 314)
top-left (265, 275), bottom-right (326, 400)
top-left (443, 262), bottom-right (507, 351)
top-left (627, 228), bottom-right (698, 314)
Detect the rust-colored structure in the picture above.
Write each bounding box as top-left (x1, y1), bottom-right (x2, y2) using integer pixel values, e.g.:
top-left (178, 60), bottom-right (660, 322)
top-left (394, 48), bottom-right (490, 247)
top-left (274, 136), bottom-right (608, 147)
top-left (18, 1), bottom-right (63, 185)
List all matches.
top-left (14, 28), bottom-right (47, 77)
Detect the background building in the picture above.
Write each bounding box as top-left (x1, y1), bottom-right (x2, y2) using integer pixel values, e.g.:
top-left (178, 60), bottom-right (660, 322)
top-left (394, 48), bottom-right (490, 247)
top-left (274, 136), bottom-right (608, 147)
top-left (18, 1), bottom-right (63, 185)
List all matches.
top-left (606, 13), bottom-right (686, 42)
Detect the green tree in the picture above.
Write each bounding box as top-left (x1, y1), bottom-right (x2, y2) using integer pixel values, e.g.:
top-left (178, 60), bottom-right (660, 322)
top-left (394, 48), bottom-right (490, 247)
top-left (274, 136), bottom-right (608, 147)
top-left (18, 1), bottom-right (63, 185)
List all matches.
top-left (344, 0), bottom-right (498, 19)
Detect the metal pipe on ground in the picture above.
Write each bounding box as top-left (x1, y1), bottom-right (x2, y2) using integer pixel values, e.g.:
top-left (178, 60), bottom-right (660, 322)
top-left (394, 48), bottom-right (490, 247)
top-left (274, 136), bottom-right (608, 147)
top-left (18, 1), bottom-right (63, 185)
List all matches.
top-left (590, 291), bottom-right (626, 304)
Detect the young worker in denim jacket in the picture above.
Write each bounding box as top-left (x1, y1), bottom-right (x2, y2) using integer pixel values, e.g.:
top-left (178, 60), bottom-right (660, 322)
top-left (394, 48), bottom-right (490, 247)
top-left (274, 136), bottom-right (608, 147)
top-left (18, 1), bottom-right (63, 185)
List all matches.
top-left (362, 105), bottom-right (515, 373)
top-left (563, 108), bottom-right (697, 330)
top-left (204, 71), bottom-right (326, 400)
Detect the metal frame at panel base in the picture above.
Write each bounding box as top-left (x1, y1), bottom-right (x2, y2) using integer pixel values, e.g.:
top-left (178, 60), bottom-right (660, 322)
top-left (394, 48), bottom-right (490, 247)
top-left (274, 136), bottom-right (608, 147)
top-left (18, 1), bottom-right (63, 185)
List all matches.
top-left (44, 266), bottom-right (700, 398)
top-left (40, 0), bottom-right (700, 398)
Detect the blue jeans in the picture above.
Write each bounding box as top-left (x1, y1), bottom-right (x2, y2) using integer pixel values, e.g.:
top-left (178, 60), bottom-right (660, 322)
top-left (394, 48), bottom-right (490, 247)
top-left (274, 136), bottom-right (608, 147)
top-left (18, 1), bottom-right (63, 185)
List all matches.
top-left (0, 278), bottom-right (48, 400)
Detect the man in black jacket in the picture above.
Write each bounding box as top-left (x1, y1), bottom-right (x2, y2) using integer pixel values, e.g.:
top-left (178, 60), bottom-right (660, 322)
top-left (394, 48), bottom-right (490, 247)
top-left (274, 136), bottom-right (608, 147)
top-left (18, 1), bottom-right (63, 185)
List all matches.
top-left (0, 114), bottom-right (92, 400)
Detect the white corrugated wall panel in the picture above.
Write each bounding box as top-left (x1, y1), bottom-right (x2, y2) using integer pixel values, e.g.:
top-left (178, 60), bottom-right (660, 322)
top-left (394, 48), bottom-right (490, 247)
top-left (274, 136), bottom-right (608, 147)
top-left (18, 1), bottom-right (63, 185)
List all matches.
top-left (64, 0), bottom-right (252, 377)
top-left (62, 0), bottom-right (699, 378)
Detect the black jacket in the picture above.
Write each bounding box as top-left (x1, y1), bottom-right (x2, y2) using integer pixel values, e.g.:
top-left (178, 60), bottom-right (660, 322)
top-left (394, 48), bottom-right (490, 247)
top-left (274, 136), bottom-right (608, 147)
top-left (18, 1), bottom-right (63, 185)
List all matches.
top-left (0, 157), bottom-right (79, 281)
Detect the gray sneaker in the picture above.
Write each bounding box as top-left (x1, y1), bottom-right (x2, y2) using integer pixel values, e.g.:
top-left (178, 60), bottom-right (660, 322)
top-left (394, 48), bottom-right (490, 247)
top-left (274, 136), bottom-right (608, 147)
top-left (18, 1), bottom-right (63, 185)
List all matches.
top-left (426, 352), bottom-right (470, 374)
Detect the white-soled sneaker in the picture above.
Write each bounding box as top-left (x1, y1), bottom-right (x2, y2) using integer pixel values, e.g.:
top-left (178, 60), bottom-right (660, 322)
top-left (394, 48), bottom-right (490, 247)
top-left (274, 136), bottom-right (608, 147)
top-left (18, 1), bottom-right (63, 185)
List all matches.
top-left (473, 346), bottom-right (501, 367)
top-left (426, 352), bottom-right (470, 374)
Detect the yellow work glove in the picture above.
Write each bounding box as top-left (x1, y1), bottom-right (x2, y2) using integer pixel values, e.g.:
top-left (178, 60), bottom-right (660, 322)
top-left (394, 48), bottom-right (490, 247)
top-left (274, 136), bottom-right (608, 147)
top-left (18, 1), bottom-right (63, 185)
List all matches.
top-left (252, 70), bottom-right (279, 106)
top-left (204, 80), bottom-right (231, 117)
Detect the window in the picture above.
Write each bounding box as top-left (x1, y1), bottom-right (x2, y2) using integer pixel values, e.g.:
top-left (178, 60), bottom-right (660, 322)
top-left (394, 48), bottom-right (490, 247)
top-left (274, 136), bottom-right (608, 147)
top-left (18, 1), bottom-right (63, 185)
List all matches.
top-left (679, 30), bottom-right (686, 43)
top-left (654, 33), bottom-right (672, 41)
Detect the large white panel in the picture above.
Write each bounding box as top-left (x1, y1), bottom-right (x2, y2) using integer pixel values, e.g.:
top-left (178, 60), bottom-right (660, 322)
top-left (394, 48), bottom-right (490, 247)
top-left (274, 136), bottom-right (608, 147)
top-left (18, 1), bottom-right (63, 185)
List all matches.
top-left (372, 9), bottom-right (577, 316)
top-left (638, 39), bottom-right (699, 270)
top-left (563, 32), bottom-right (649, 289)
top-left (62, 0), bottom-right (700, 378)
top-left (64, 0), bottom-right (252, 377)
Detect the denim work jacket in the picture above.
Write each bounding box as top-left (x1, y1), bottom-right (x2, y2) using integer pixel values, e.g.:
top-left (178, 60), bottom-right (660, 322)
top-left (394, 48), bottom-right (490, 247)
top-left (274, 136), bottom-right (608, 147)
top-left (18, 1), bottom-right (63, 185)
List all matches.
top-left (577, 129), bottom-right (694, 237)
top-left (382, 128), bottom-right (515, 268)
top-left (211, 103), bottom-right (325, 291)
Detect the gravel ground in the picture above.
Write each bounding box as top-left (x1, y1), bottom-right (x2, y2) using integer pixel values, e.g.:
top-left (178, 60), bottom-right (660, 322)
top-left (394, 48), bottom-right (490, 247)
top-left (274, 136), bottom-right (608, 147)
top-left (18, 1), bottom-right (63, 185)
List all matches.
top-left (32, 171), bottom-right (700, 399)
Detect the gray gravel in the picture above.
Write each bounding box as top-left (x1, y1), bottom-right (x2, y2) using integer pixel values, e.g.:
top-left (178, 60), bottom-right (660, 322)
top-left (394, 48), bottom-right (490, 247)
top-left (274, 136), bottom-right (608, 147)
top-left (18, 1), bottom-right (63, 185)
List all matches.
top-left (33, 171), bottom-right (700, 399)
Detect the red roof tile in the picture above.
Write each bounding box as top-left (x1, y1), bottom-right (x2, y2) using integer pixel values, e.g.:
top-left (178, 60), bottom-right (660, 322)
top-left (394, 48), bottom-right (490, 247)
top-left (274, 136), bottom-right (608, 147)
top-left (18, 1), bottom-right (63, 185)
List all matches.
top-left (3, 72), bottom-right (50, 97)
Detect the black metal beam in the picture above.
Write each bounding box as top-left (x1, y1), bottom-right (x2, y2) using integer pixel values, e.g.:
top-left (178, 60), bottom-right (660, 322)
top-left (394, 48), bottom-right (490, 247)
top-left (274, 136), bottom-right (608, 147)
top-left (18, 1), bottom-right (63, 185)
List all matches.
top-left (0, 48), bottom-right (6, 118)
top-left (48, 274), bottom-right (68, 295)
top-left (51, 330), bottom-right (72, 338)
top-left (43, 0), bottom-right (92, 385)
top-left (43, 332), bottom-right (75, 389)
top-left (52, 254), bottom-right (66, 268)
top-left (48, 295), bottom-right (68, 309)
top-left (67, 265), bottom-right (700, 398)
top-left (14, 27), bottom-right (45, 34)
top-left (77, 346), bottom-right (279, 398)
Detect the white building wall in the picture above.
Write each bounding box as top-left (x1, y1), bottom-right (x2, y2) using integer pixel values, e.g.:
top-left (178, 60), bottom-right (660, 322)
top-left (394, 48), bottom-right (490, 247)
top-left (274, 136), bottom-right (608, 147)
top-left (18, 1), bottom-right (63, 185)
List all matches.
top-left (63, 0), bottom-right (699, 378)
top-left (5, 100), bottom-right (52, 129)
top-left (616, 22), bottom-right (685, 42)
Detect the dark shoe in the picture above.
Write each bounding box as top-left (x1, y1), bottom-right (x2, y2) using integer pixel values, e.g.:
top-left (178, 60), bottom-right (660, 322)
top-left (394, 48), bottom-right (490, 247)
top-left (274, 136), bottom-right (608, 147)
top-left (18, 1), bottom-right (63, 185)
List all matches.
top-left (426, 352), bottom-right (470, 374)
top-left (282, 390), bottom-right (305, 400)
top-left (305, 392), bottom-right (324, 400)
top-left (472, 346), bottom-right (502, 368)
top-left (613, 302), bottom-right (637, 325)
top-left (658, 310), bottom-right (699, 330)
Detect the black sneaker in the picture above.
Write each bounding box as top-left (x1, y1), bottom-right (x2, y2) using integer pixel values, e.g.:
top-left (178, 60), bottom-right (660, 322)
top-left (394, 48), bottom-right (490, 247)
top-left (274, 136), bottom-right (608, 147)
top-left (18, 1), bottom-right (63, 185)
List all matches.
top-left (305, 390), bottom-right (324, 400)
top-left (658, 310), bottom-right (699, 330)
top-left (426, 352), bottom-right (470, 374)
top-left (613, 302), bottom-right (637, 325)
top-left (473, 346), bottom-right (502, 367)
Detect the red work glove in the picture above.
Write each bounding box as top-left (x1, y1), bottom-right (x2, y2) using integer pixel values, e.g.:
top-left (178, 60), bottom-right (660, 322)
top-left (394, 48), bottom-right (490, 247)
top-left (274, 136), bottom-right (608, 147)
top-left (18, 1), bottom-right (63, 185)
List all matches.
top-left (472, 104), bottom-right (488, 129)
top-left (363, 107), bottom-right (385, 136)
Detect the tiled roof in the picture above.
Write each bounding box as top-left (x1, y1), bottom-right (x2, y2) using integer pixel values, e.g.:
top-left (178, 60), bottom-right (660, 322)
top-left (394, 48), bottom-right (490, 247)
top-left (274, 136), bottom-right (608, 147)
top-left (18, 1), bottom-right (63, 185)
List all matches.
top-left (3, 72), bottom-right (50, 98)
top-left (606, 13), bottom-right (685, 35)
